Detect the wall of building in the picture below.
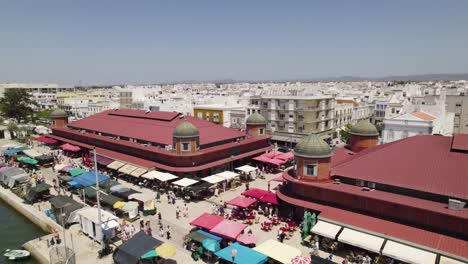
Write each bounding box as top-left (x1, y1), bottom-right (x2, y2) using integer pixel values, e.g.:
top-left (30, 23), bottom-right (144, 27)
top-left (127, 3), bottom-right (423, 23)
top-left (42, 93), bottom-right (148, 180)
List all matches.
top-left (193, 108), bottom-right (224, 125)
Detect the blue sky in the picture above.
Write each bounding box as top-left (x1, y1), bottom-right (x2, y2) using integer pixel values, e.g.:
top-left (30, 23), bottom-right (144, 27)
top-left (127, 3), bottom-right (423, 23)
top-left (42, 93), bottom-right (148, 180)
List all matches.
top-left (0, 1), bottom-right (467, 84)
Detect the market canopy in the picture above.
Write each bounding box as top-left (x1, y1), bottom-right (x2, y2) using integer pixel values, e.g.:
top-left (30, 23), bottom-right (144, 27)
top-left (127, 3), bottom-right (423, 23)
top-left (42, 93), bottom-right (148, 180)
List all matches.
top-left (276, 152), bottom-right (294, 161)
top-left (129, 193), bottom-right (154, 202)
top-left (118, 164), bottom-right (138, 175)
top-left (242, 188), bottom-right (270, 199)
top-left (215, 243), bottom-right (268, 264)
top-left (3, 146), bottom-right (27, 155)
top-left (216, 171), bottom-right (239, 180)
top-left (22, 149), bottom-right (43, 158)
top-left (259, 192), bottom-right (279, 205)
top-left (235, 165), bottom-right (257, 173)
top-left (227, 196), bottom-right (257, 208)
top-left (113, 231), bottom-right (163, 264)
top-left (17, 156), bottom-right (38, 165)
top-left (155, 172), bottom-right (178, 182)
top-left (68, 168), bottom-right (86, 177)
top-left (34, 136), bottom-right (57, 144)
top-left (254, 239), bottom-right (302, 264)
top-left (60, 143), bottom-right (81, 152)
top-left (130, 167), bottom-right (147, 177)
top-left (95, 155), bottom-right (114, 166)
top-left (190, 213), bottom-right (225, 230)
top-left (439, 256), bottom-right (466, 264)
top-left (310, 220), bottom-right (342, 240)
top-left (107, 160), bottom-right (126, 170)
top-left (237, 233), bottom-right (257, 246)
top-left (338, 228), bottom-right (385, 254)
top-left (202, 175), bottom-right (226, 184)
top-left (172, 178), bottom-right (199, 187)
top-left (70, 170), bottom-right (110, 188)
top-left (210, 219), bottom-right (248, 240)
top-left (382, 240), bottom-right (437, 264)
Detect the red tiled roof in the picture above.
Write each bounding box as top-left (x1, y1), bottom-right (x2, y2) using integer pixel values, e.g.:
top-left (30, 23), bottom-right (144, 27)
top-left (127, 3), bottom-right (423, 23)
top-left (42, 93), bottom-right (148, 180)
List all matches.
top-left (278, 190), bottom-right (468, 259)
top-left (411, 111), bottom-right (436, 121)
top-left (107, 109), bottom-right (179, 121)
top-left (452, 134), bottom-right (468, 152)
top-left (331, 135), bottom-right (468, 200)
top-left (67, 109), bottom-right (245, 146)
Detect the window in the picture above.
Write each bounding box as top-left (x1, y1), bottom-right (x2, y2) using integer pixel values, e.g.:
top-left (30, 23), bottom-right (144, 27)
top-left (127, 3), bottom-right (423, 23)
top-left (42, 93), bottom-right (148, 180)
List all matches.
top-left (259, 128), bottom-right (265, 135)
top-left (181, 142), bottom-right (190, 151)
top-left (197, 112), bottom-right (203, 118)
top-left (304, 164), bottom-right (318, 176)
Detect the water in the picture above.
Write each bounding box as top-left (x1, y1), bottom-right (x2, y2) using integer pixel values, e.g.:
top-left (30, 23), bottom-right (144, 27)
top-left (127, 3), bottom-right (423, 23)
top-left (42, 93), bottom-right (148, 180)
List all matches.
top-left (0, 200), bottom-right (45, 264)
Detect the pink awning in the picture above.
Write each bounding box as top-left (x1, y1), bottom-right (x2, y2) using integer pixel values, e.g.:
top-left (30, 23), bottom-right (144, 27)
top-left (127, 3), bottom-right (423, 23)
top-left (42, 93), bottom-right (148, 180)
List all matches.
top-left (35, 136), bottom-right (57, 144)
top-left (237, 233), bottom-right (257, 245)
top-left (189, 213), bottom-right (225, 230)
top-left (242, 188), bottom-right (270, 199)
top-left (252, 156), bottom-right (271, 163)
top-left (60, 143), bottom-right (81, 152)
top-left (227, 196), bottom-right (257, 208)
top-left (276, 152), bottom-right (294, 161)
top-left (268, 158), bottom-right (286, 166)
top-left (210, 219), bottom-right (248, 240)
top-left (259, 192), bottom-right (279, 205)
top-left (263, 150), bottom-right (285, 159)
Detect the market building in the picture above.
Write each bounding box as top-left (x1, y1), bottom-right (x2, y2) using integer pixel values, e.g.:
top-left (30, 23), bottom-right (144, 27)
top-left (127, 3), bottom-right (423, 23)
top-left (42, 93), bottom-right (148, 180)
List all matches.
top-left (278, 120), bottom-right (468, 263)
top-left (47, 109), bottom-right (272, 177)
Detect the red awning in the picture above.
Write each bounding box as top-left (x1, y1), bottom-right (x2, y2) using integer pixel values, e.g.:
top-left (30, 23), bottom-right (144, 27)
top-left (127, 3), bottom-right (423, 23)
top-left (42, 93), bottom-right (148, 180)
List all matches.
top-left (189, 213), bottom-right (225, 230)
top-left (60, 143), bottom-right (81, 152)
top-left (227, 196), bottom-right (257, 208)
top-left (276, 152), bottom-right (294, 161)
top-left (263, 150), bottom-right (285, 159)
top-left (210, 219), bottom-right (248, 240)
top-left (259, 192), bottom-right (279, 205)
top-left (35, 136), bottom-right (57, 144)
top-left (242, 188), bottom-right (270, 199)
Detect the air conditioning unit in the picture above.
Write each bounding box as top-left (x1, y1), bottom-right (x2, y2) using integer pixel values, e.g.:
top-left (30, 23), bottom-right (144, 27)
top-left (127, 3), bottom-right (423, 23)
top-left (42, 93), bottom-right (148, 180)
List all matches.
top-left (448, 199), bottom-right (465, 211)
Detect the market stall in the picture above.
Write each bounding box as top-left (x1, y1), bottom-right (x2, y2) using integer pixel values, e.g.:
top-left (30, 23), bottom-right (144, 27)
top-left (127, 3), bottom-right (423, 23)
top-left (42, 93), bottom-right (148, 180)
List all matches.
top-left (129, 193), bottom-right (156, 215)
top-left (382, 240), bottom-right (437, 264)
top-left (254, 239), bottom-right (302, 264)
top-left (172, 178), bottom-right (199, 188)
top-left (337, 228), bottom-right (385, 254)
top-left (227, 196), bottom-right (257, 208)
top-left (77, 207), bottom-right (120, 242)
top-left (209, 219), bottom-right (248, 240)
top-left (310, 220), bottom-right (342, 240)
top-left (113, 231), bottom-right (163, 264)
top-left (215, 243), bottom-right (268, 264)
top-left (107, 160), bottom-right (126, 170)
top-left (189, 213), bottom-right (225, 230)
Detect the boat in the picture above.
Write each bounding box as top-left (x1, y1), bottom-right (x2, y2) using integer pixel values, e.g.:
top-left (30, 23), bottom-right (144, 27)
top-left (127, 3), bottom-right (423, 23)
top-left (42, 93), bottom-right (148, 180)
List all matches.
top-left (4, 249), bottom-right (31, 260)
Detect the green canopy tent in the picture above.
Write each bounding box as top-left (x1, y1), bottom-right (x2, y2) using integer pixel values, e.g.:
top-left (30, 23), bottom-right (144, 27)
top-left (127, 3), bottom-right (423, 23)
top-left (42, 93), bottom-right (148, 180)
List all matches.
top-left (24, 183), bottom-right (50, 204)
top-left (17, 156), bottom-right (39, 165)
top-left (68, 168), bottom-right (86, 177)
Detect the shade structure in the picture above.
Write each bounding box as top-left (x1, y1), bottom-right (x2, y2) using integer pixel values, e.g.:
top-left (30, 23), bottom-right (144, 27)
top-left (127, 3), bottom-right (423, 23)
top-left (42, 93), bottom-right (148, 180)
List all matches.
top-left (18, 156), bottom-right (38, 165)
top-left (188, 230), bottom-right (222, 243)
top-left (235, 165), bottom-right (257, 173)
top-left (276, 152), bottom-right (294, 161)
top-left (60, 143), bottom-right (81, 152)
top-left (113, 231), bottom-right (163, 264)
top-left (196, 230), bottom-right (222, 241)
top-left (60, 165), bottom-right (73, 172)
top-left (129, 193), bottom-right (154, 202)
top-left (118, 164), bottom-right (138, 175)
top-left (263, 150), bottom-right (284, 159)
top-left (107, 160), bottom-right (125, 170)
top-left (68, 168), bottom-right (86, 177)
top-left (140, 249), bottom-right (158, 259)
top-left (310, 221), bottom-right (342, 240)
top-left (268, 158), bottom-right (286, 166)
top-left (291, 256), bottom-right (311, 264)
top-left (113, 201), bottom-right (126, 209)
top-left (202, 238), bottom-right (220, 252)
top-left (216, 171), bottom-right (240, 180)
top-left (272, 175), bottom-right (286, 182)
top-left (215, 243), bottom-right (268, 264)
top-left (155, 243), bottom-right (176, 258)
top-left (130, 167), bottom-right (147, 177)
top-left (202, 175), bottom-right (226, 184)
top-left (3, 146), bottom-right (26, 155)
top-left (382, 240), bottom-right (437, 264)
top-left (236, 233), bottom-right (257, 245)
top-left (252, 155), bottom-right (271, 163)
top-left (95, 155), bottom-right (114, 166)
top-left (110, 184), bottom-right (124, 192)
top-left (35, 136), bottom-right (57, 144)
top-left (22, 149), bottom-right (42, 158)
top-left (172, 178), bottom-right (199, 187)
top-left (227, 196), bottom-right (257, 208)
top-left (439, 256), bottom-right (466, 264)
top-left (189, 213), bottom-right (225, 230)
top-left (122, 201), bottom-right (139, 219)
top-left (210, 219), bottom-right (248, 240)
top-left (254, 239), bottom-right (302, 264)
top-left (70, 170), bottom-right (110, 188)
top-left (259, 192), bottom-right (279, 205)
top-left (142, 171), bottom-right (178, 181)
top-left (242, 188), bottom-right (270, 199)
top-left (338, 228), bottom-right (385, 254)
top-left (54, 164), bottom-right (69, 172)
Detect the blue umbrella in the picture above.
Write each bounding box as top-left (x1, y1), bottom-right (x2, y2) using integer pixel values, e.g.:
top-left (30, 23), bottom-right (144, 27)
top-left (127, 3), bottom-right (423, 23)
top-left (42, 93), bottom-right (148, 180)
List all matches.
top-left (202, 238), bottom-right (220, 252)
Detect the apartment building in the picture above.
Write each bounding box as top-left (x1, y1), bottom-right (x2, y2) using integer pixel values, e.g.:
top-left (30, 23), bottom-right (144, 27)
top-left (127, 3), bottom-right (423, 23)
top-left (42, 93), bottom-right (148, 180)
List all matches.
top-left (335, 99), bottom-right (354, 129)
top-left (248, 95), bottom-right (335, 146)
top-left (424, 94), bottom-right (468, 134)
top-left (193, 103), bottom-right (245, 128)
top-left (0, 83), bottom-right (74, 98)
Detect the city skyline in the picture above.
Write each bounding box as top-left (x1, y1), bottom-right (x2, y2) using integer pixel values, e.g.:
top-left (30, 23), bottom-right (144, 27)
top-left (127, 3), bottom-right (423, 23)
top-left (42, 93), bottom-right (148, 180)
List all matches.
top-left (1, 0), bottom-right (468, 84)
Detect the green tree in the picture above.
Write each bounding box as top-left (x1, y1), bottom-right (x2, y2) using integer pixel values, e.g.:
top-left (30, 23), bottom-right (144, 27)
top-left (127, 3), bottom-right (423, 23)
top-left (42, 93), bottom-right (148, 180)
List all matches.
top-left (339, 124), bottom-right (353, 144)
top-left (0, 89), bottom-right (37, 123)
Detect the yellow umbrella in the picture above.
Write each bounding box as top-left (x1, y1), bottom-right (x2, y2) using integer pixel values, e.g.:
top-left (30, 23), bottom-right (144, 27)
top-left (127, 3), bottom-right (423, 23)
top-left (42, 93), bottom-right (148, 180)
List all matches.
top-left (113, 201), bottom-right (126, 209)
top-left (155, 243), bottom-right (176, 258)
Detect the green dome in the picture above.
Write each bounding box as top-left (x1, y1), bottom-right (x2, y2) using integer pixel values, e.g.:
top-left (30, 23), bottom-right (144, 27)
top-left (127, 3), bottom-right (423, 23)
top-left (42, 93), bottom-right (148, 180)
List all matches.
top-left (246, 113), bottom-right (267, 125)
top-left (350, 120), bottom-right (379, 136)
top-left (173, 120), bottom-right (199, 138)
top-left (50, 109), bottom-right (68, 118)
top-left (293, 134), bottom-right (332, 158)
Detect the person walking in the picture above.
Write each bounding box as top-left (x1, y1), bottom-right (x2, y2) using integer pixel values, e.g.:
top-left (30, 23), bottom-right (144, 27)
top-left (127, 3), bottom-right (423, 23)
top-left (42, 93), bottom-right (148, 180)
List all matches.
top-left (158, 225), bottom-right (164, 237)
top-left (158, 212), bottom-right (162, 225)
top-left (176, 206), bottom-right (180, 219)
top-left (146, 226), bottom-right (152, 237)
top-left (156, 191), bottom-right (161, 203)
top-left (184, 204), bottom-right (189, 218)
top-left (166, 225), bottom-right (171, 240)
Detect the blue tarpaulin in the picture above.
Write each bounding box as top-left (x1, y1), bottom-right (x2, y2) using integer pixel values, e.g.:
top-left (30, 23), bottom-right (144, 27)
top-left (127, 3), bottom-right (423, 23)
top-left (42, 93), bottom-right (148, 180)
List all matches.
top-left (196, 230), bottom-right (222, 242)
top-left (67, 181), bottom-right (79, 187)
top-left (68, 171), bottom-right (109, 188)
top-left (3, 147), bottom-right (26, 155)
top-left (215, 243), bottom-right (268, 264)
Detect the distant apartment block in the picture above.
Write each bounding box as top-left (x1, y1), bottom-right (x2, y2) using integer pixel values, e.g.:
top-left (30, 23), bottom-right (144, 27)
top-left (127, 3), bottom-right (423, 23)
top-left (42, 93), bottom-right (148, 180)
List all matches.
top-left (193, 104), bottom-right (245, 128)
top-left (248, 95), bottom-right (335, 146)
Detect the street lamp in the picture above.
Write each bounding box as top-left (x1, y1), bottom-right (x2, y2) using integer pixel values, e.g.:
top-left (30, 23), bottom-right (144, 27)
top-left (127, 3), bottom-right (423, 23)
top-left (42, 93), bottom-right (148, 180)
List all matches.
top-left (230, 248), bottom-right (237, 263)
